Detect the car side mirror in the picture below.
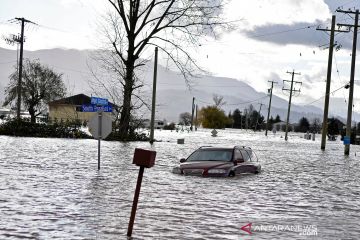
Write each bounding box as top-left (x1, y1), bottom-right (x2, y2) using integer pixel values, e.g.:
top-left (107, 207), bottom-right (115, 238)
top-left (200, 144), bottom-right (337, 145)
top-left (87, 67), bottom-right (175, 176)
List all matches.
top-left (180, 158), bottom-right (186, 163)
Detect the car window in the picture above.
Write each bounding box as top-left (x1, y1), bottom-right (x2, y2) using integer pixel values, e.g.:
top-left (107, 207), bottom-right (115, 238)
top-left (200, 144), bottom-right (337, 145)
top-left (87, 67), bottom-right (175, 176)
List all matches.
top-left (187, 149), bottom-right (233, 161)
top-left (234, 150), bottom-right (244, 162)
top-left (240, 149), bottom-right (252, 162)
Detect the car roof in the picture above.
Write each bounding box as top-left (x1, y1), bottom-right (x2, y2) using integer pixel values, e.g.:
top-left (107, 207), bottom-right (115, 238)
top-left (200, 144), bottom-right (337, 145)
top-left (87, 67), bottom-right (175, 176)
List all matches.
top-left (198, 146), bottom-right (252, 150)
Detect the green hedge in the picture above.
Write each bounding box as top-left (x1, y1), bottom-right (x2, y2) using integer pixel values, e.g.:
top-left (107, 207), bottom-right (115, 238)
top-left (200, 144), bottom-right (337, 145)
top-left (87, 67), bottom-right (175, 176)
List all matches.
top-left (0, 119), bottom-right (91, 139)
top-left (105, 131), bottom-right (149, 141)
top-left (0, 119), bottom-right (150, 141)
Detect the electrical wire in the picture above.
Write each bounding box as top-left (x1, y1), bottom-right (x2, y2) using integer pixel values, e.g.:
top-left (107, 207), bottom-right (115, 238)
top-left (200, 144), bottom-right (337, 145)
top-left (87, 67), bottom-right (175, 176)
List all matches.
top-left (300, 83), bottom-right (350, 106)
top-left (247, 25), bottom-right (318, 39)
top-left (226, 95), bottom-right (268, 106)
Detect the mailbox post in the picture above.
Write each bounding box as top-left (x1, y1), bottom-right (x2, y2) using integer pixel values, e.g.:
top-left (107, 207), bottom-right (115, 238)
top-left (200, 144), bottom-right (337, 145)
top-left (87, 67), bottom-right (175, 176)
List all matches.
top-left (127, 148), bottom-right (156, 237)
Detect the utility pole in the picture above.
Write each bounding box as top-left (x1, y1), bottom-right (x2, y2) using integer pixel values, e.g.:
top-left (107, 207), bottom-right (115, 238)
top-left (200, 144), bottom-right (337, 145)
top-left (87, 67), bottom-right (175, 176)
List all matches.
top-left (337, 9), bottom-right (359, 155)
top-left (283, 70), bottom-right (301, 141)
top-left (5, 18), bottom-right (35, 120)
top-left (245, 111), bottom-right (248, 130)
top-left (265, 81), bottom-right (277, 136)
top-left (240, 111), bottom-right (242, 130)
top-left (149, 47), bottom-right (158, 144)
top-left (195, 104), bottom-right (198, 131)
top-left (190, 97), bottom-right (195, 131)
top-left (255, 103), bottom-right (264, 131)
top-left (317, 15), bottom-right (349, 150)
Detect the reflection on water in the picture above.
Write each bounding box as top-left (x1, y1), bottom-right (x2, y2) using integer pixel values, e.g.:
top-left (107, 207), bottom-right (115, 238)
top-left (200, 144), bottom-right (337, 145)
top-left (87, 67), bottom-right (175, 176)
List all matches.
top-left (1, 129), bottom-right (360, 239)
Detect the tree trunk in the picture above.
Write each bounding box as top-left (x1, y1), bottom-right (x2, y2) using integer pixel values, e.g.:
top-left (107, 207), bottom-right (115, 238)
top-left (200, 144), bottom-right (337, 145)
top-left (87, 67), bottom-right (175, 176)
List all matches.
top-left (118, 58), bottom-right (135, 137)
top-left (117, 29), bottom-right (137, 138)
top-left (28, 106), bottom-right (36, 123)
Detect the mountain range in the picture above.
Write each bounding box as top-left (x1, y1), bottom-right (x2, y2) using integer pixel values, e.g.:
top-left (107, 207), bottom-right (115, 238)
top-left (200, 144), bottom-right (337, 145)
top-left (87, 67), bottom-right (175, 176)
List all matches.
top-left (1, 47), bottom-right (359, 123)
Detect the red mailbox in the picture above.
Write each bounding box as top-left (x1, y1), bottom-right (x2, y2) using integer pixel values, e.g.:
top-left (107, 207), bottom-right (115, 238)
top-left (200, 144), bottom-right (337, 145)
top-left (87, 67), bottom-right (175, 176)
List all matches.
top-left (133, 148), bottom-right (156, 168)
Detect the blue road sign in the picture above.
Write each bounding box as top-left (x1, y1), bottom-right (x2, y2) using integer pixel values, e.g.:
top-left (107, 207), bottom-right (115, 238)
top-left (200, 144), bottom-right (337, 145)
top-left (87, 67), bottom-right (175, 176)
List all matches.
top-left (82, 104), bottom-right (113, 112)
top-left (91, 97), bottom-right (108, 106)
top-left (343, 136), bottom-right (350, 145)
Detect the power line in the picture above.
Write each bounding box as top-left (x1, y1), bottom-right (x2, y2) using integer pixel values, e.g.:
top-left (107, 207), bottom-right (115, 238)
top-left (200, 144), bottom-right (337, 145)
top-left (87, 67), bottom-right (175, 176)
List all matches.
top-left (226, 95), bottom-right (268, 106)
top-left (300, 83), bottom-right (350, 106)
top-left (247, 25), bottom-right (318, 39)
top-left (196, 95), bottom-right (268, 107)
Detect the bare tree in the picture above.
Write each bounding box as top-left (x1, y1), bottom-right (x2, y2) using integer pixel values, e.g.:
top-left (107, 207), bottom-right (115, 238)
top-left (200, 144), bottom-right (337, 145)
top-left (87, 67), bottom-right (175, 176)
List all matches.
top-left (179, 112), bottom-right (192, 125)
top-left (212, 94), bottom-right (226, 109)
top-left (96, 0), bottom-right (230, 137)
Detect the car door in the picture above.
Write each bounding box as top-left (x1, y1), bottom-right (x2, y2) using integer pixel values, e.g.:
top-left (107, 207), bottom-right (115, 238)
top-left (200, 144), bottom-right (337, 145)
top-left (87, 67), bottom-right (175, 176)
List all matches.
top-left (234, 149), bottom-right (247, 174)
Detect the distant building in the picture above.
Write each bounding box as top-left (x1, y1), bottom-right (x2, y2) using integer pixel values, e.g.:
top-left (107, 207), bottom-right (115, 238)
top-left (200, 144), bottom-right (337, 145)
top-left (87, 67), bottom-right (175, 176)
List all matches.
top-left (48, 94), bottom-right (117, 123)
top-left (0, 108), bottom-right (12, 119)
top-left (142, 119), bottom-right (167, 129)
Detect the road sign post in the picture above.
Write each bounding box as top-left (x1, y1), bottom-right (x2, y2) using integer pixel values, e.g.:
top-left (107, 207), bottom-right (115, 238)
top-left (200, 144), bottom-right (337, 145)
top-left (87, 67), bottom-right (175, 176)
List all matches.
top-left (97, 111), bottom-right (102, 170)
top-left (85, 97), bottom-right (113, 170)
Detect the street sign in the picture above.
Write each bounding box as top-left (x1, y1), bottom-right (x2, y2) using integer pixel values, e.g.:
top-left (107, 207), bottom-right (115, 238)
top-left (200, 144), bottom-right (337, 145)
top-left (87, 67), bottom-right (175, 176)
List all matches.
top-left (343, 136), bottom-right (350, 145)
top-left (88, 112), bottom-right (113, 170)
top-left (82, 104), bottom-right (113, 112)
top-left (91, 97), bottom-right (108, 106)
top-left (88, 113), bottom-right (113, 140)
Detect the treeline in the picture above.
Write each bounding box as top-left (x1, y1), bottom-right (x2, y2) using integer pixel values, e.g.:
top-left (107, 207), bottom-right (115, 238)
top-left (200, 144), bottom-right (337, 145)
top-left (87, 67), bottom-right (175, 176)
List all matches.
top-left (226, 105), bottom-right (272, 130)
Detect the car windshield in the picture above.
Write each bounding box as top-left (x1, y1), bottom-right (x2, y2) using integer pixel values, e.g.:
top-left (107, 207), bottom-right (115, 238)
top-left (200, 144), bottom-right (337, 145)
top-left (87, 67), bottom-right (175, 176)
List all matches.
top-left (187, 149), bottom-right (233, 162)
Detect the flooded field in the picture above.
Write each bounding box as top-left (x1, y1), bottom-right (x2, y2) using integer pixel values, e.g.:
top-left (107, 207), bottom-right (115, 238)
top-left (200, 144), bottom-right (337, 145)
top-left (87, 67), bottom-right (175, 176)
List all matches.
top-left (1, 129), bottom-right (360, 239)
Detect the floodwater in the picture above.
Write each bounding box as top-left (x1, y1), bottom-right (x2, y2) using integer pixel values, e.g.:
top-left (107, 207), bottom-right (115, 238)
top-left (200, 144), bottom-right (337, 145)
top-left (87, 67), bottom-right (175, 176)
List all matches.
top-left (0, 129), bottom-right (360, 239)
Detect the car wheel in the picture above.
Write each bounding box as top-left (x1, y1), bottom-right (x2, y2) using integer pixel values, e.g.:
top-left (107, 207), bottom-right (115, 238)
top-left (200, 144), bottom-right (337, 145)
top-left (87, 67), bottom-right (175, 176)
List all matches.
top-left (228, 171), bottom-right (235, 177)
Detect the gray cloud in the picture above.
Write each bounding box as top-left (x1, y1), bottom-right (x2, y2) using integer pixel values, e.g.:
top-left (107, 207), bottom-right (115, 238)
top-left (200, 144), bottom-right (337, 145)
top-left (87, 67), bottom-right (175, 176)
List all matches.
top-left (244, 0), bottom-right (357, 49)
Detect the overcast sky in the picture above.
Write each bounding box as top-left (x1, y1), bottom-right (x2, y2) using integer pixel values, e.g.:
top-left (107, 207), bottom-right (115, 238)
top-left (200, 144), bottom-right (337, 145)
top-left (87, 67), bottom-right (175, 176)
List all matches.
top-left (1, 0), bottom-right (360, 110)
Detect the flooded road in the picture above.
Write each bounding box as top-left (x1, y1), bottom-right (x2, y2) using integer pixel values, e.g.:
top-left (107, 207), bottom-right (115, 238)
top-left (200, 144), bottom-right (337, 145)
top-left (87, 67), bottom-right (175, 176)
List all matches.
top-left (1, 129), bottom-right (360, 239)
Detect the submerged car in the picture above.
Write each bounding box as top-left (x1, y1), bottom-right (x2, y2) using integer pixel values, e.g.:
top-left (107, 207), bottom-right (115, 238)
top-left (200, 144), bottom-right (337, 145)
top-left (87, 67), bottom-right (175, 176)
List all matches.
top-left (172, 146), bottom-right (261, 177)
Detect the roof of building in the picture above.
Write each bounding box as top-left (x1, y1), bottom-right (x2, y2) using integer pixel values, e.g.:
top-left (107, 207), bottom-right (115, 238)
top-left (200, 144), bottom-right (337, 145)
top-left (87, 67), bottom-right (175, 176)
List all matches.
top-left (48, 94), bottom-right (117, 108)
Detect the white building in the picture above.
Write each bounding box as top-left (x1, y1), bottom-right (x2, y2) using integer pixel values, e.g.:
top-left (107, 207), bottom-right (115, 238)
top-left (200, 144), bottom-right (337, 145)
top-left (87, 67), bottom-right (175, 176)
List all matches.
top-left (142, 119), bottom-right (167, 129)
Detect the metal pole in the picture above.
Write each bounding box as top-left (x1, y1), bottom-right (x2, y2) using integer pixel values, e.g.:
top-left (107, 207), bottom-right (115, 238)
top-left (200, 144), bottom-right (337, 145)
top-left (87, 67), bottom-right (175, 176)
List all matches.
top-left (98, 111), bottom-right (102, 170)
top-left (345, 10), bottom-right (358, 155)
top-left (255, 103), bottom-right (263, 131)
top-left (285, 72), bottom-right (295, 141)
top-left (127, 166), bottom-right (145, 237)
top-left (321, 15), bottom-right (336, 150)
top-left (195, 104), bottom-right (198, 131)
top-left (240, 111), bottom-right (242, 130)
top-left (150, 47), bottom-right (158, 144)
top-left (17, 19), bottom-right (25, 121)
top-left (190, 97), bottom-right (195, 131)
top-left (265, 81), bottom-right (275, 136)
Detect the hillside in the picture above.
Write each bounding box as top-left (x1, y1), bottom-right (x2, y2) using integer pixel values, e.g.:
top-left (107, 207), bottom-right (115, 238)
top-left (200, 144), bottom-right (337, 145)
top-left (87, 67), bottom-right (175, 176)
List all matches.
top-left (1, 47), bottom-right (356, 123)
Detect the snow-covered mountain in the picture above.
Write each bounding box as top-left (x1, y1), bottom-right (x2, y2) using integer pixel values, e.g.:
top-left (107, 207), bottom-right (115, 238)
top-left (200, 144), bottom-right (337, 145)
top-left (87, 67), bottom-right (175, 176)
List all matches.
top-left (1, 47), bottom-right (356, 123)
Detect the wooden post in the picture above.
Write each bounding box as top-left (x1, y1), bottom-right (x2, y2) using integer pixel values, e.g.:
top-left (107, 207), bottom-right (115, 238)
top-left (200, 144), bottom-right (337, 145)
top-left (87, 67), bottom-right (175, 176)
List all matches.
top-left (320, 15), bottom-right (336, 150)
top-left (127, 166), bottom-right (145, 237)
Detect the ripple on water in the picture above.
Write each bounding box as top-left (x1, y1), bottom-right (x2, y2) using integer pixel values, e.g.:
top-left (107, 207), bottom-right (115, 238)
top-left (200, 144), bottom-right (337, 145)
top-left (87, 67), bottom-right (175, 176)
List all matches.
top-left (0, 131), bottom-right (360, 239)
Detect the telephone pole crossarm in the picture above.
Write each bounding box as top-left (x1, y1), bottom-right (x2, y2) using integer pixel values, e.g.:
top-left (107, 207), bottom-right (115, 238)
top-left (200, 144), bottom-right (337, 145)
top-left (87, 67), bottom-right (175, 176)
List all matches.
top-left (286, 71), bottom-right (301, 75)
top-left (336, 9), bottom-right (358, 14)
top-left (317, 27), bottom-right (350, 33)
top-left (337, 23), bottom-right (359, 28)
